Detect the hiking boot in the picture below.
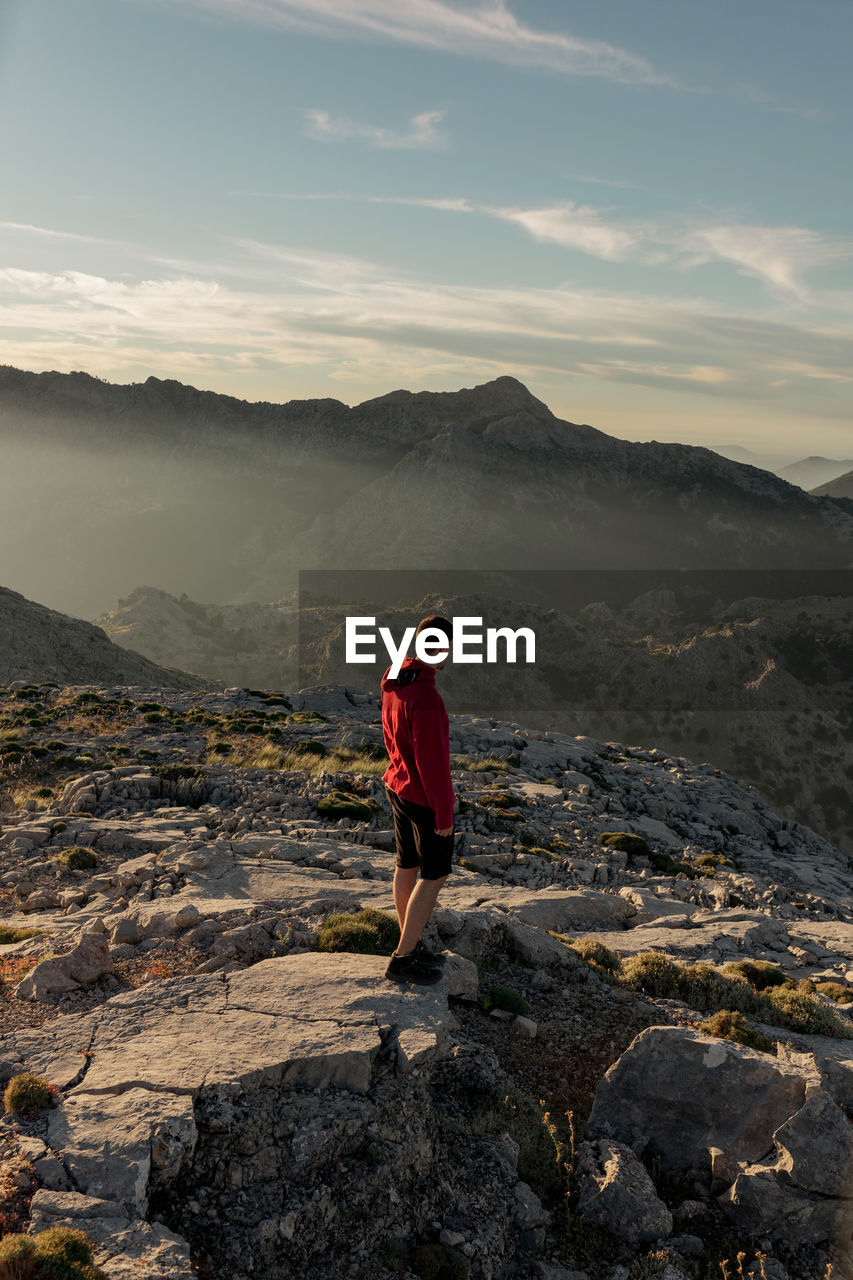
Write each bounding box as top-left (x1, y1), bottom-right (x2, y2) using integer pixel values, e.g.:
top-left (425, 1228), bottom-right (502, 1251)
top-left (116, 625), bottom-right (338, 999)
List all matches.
top-left (385, 949), bottom-right (443, 985)
top-left (413, 939), bottom-right (446, 967)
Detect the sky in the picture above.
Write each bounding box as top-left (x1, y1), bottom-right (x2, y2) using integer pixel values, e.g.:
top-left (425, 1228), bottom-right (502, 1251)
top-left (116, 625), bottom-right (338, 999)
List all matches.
top-left (0, 0), bottom-right (851, 453)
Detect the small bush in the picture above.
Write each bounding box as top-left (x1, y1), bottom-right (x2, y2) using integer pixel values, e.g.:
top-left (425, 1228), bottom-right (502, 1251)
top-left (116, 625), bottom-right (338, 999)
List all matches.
top-left (476, 791), bottom-right (523, 811)
top-left (482, 985), bottom-right (528, 1015)
top-left (766, 986), bottom-right (853, 1037)
top-left (700, 1009), bottom-right (776, 1054)
top-left (53, 847), bottom-right (98, 871)
top-left (294, 739), bottom-right (327, 757)
top-left (3, 1072), bottom-right (53, 1115)
top-left (620, 951), bottom-right (682, 998)
top-left (152, 764), bottom-right (205, 781)
top-left (469, 1085), bottom-right (572, 1204)
top-left (11, 1224), bottom-right (110, 1279)
top-left (568, 938), bottom-right (621, 977)
top-left (816, 981), bottom-right (853, 1004)
top-left (287, 711), bottom-right (328, 725)
top-left (466, 756), bottom-right (514, 774)
top-left (599, 831), bottom-right (649, 856)
top-left (0, 1231), bottom-right (37, 1270)
top-left (723, 960), bottom-right (792, 991)
top-left (696, 852), bottom-right (730, 868)
top-left (0, 925), bottom-right (46, 944)
top-left (315, 908), bottom-right (399, 955)
top-left (316, 789), bottom-right (377, 819)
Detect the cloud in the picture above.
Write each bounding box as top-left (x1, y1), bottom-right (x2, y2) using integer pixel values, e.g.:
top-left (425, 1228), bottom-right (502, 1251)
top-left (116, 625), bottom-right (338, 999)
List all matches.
top-left (2, 245), bottom-right (850, 421)
top-left (675, 223), bottom-right (852, 298)
top-left (493, 202), bottom-right (643, 262)
top-left (156, 0), bottom-right (676, 86)
top-left (0, 221), bottom-right (114, 245)
top-left (304, 108), bottom-right (446, 148)
top-left (239, 191), bottom-right (851, 294)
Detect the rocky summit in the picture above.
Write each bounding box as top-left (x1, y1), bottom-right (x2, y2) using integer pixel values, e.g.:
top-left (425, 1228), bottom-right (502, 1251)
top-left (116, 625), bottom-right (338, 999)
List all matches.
top-left (0, 679), bottom-right (852, 1280)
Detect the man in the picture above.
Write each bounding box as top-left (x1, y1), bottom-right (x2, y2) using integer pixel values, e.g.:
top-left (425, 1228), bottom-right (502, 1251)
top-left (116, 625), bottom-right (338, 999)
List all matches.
top-left (381, 614), bottom-right (455, 985)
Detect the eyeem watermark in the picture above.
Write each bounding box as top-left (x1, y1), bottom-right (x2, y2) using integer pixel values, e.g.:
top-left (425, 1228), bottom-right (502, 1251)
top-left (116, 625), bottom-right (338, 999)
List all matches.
top-left (345, 616), bottom-right (536, 679)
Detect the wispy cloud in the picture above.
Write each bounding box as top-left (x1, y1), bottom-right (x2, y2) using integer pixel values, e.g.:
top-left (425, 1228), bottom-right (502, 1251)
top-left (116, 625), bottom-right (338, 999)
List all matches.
top-left (304, 108), bottom-right (446, 148)
top-left (229, 190), bottom-right (852, 296)
top-left (157, 0), bottom-right (677, 86)
top-left (674, 223), bottom-right (852, 299)
top-left (0, 221), bottom-right (114, 245)
top-left (2, 247), bottom-right (850, 419)
top-left (734, 81), bottom-right (827, 121)
top-left (492, 202), bottom-right (644, 262)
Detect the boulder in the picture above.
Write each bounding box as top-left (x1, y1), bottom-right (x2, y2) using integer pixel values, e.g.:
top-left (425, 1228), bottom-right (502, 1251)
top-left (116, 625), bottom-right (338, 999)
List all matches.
top-left (576, 1139), bottom-right (673, 1246)
top-left (16, 923), bottom-right (112, 1001)
top-left (587, 1026), bottom-right (805, 1177)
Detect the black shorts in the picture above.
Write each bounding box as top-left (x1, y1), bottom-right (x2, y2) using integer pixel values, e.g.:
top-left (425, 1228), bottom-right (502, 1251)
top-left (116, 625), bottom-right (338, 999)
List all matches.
top-left (386, 784), bottom-right (454, 881)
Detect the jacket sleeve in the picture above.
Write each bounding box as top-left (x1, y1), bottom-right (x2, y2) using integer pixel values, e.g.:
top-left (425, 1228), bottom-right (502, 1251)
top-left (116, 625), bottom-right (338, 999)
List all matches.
top-left (409, 689), bottom-right (455, 829)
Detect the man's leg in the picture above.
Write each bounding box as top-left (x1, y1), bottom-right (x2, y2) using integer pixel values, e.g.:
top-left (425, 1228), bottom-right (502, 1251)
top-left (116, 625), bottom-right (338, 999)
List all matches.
top-left (393, 864), bottom-right (419, 932)
top-left (395, 874), bottom-right (448, 957)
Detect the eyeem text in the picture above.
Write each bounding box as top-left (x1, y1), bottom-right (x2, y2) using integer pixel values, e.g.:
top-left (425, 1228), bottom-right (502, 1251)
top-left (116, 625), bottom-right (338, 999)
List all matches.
top-left (345, 616), bottom-right (536, 679)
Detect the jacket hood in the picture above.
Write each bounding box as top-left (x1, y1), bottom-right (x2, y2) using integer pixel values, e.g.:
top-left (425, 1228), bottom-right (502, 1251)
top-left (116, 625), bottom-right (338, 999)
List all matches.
top-left (381, 654), bottom-right (437, 695)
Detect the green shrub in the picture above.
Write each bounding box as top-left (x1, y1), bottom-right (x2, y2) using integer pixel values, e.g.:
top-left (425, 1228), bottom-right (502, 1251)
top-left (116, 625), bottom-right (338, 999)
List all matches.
top-left (568, 938), bottom-right (621, 977)
top-left (678, 963), bottom-right (757, 1015)
top-left (476, 791), bottom-right (523, 810)
top-left (315, 908), bottom-right (399, 956)
top-left (599, 832), bottom-right (649, 856)
top-left (816, 981), bottom-right (853, 1004)
top-left (50, 822), bottom-right (67, 835)
top-left (294, 739), bottom-right (327, 757)
top-left (3, 1072), bottom-right (53, 1115)
top-left (766, 986), bottom-right (853, 1038)
top-left (723, 960), bottom-right (792, 991)
top-left (52, 847), bottom-right (98, 871)
top-left (21, 1224), bottom-right (108, 1279)
top-left (263, 695), bottom-right (291, 707)
top-left (316, 789), bottom-right (377, 819)
top-left (0, 925), bottom-right (46, 944)
top-left (0, 1232), bottom-right (38, 1279)
top-left (469, 1084), bottom-right (571, 1203)
top-left (287, 711), bottom-right (328, 725)
top-left (152, 764), bottom-right (205, 781)
top-left (619, 951), bottom-right (683, 998)
top-left (700, 1009), bottom-right (776, 1054)
top-left (482, 985), bottom-right (528, 1015)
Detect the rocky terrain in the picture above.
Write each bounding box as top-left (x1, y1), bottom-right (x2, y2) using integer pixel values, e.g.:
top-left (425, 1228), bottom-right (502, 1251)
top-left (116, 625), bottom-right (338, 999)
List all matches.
top-left (2, 367), bottom-right (853, 617)
top-left (92, 580), bottom-right (853, 859)
top-left (0, 677), bottom-right (852, 1280)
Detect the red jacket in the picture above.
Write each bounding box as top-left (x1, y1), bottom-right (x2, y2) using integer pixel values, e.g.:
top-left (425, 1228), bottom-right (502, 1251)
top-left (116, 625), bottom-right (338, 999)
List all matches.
top-left (381, 655), bottom-right (455, 829)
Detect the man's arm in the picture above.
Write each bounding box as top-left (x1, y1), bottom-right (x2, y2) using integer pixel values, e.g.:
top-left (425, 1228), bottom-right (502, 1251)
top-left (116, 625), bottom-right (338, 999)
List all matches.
top-left (409, 689), bottom-right (455, 832)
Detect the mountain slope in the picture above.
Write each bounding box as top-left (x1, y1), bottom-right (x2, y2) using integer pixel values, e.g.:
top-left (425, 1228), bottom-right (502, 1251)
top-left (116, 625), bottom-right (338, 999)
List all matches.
top-left (812, 469), bottom-right (853, 499)
top-left (2, 366), bottom-right (851, 617)
top-left (0, 585), bottom-right (218, 689)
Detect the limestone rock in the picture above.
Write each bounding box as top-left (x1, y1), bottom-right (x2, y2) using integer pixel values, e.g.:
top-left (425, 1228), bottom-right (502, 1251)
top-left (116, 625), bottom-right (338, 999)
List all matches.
top-left (16, 923), bottom-right (112, 1001)
top-left (587, 1026), bottom-right (805, 1177)
top-left (576, 1138), bottom-right (672, 1246)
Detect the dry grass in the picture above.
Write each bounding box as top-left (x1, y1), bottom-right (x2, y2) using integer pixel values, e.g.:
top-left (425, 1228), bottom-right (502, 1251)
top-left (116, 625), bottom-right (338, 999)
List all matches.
top-left (219, 742), bottom-right (386, 776)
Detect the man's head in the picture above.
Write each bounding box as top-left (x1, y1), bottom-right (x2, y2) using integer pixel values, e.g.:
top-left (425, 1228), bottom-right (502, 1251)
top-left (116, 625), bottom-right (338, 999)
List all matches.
top-left (415, 614), bottom-right (452, 670)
